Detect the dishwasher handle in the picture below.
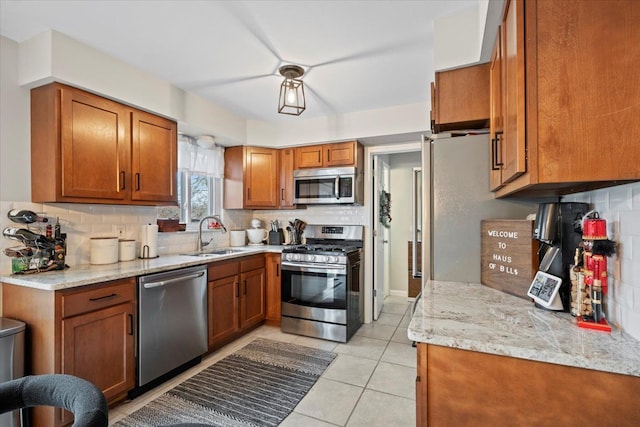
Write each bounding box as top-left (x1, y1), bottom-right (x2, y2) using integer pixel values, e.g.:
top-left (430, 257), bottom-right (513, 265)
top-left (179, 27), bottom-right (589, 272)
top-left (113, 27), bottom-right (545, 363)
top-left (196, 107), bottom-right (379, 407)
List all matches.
top-left (142, 271), bottom-right (205, 288)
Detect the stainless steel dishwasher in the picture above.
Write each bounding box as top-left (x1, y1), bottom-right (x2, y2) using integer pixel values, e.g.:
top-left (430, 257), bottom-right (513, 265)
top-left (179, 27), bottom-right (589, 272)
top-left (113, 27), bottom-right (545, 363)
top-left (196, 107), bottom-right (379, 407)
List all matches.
top-left (136, 265), bottom-right (207, 392)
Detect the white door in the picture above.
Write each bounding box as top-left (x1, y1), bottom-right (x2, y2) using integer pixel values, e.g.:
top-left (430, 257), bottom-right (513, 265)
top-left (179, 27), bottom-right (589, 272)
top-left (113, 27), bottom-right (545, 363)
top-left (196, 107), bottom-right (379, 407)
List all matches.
top-left (373, 156), bottom-right (391, 320)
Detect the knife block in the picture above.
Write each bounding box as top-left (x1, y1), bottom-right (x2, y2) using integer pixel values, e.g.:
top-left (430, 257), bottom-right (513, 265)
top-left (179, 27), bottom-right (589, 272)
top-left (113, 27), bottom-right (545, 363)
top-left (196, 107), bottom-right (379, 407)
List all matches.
top-left (268, 230), bottom-right (284, 245)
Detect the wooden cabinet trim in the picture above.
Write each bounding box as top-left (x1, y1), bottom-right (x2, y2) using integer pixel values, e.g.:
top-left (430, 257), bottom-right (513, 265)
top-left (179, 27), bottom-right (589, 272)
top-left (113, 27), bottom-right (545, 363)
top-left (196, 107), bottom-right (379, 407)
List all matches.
top-left (421, 344), bottom-right (640, 426)
top-left (61, 278), bottom-right (135, 318)
top-left (208, 259), bottom-right (240, 281)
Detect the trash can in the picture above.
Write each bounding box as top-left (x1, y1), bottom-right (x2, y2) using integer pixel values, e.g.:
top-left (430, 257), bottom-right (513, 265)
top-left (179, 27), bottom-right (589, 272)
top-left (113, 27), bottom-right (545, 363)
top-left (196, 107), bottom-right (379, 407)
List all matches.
top-left (0, 318), bottom-right (26, 427)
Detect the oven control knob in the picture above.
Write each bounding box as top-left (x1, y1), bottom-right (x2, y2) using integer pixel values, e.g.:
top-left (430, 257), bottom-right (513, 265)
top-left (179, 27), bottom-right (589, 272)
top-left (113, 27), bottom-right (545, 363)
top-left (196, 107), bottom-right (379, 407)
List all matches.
top-left (327, 256), bottom-right (338, 263)
top-left (316, 255), bottom-right (328, 263)
top-left (303, 254), bottom-right (315, 262)
top-left (293, 254), bottom-right (303, 261)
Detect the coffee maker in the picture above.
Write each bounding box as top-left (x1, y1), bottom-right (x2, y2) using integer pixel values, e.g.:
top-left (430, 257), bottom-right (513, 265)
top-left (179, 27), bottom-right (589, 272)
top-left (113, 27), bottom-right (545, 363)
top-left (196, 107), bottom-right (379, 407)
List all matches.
top-left (533, 202), bottom-right (590, 311)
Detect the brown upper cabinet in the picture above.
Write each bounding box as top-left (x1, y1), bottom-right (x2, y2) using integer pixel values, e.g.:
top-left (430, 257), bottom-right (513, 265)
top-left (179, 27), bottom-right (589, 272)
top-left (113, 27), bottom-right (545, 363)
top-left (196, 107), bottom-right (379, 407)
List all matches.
top-left (30, 83), bottom-right (177, 205)
top-left (279, 148), bottom-right (295, 208)
top-left (295, 140), bottom-right (363, 169)
top-left (224, 146), bottom-right (280, 209)
top-left (491, 0), bottom-right (640, 197)
top-left (431, 63), bottom-right (490, 133)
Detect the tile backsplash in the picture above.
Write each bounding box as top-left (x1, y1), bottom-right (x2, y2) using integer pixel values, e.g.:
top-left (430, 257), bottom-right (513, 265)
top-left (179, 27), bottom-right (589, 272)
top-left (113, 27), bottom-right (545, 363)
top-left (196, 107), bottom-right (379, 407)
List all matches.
top-left (563, 181), bottom-right (640, 340)
top-left (0, 201), bottom-right (253, 275)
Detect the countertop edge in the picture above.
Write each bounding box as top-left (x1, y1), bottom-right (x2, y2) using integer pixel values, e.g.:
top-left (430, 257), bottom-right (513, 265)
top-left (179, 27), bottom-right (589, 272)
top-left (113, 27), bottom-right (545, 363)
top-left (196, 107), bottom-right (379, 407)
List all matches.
top-left (408, 280), bottom-right (640, 378)
top-left (1, 246), bottom-right (284, 291)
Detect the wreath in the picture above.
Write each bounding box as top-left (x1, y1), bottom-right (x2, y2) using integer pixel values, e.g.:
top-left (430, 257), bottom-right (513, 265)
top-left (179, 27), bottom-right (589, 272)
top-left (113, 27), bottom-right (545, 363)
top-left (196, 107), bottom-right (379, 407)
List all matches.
top-left (379, 190), bottom-right (392, 228)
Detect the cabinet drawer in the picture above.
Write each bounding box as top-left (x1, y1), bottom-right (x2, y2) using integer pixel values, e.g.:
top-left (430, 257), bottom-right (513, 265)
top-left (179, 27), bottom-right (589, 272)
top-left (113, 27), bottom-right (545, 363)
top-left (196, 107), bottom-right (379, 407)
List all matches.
top-left (61, 278), bottom-right (135, 318)
top-left (208, 259), bottom-right (240, 281)
top-left (241, 255), bottom-right (265, 272)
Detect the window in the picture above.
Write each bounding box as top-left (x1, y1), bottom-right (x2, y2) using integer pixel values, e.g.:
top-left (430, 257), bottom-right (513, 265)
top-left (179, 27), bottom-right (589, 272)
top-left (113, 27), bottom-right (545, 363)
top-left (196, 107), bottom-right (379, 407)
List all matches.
top-left (178, 172), bottom-right (222, 225)
top-left (177, 135), bottom-right (224, 228)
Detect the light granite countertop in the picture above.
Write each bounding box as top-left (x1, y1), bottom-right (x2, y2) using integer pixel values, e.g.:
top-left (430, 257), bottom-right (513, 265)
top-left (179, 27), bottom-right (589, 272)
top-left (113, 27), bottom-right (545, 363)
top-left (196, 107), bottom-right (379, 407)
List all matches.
top-left (0, 245), bottom-right (284, 291)
top-left (408, 280), bottom-right (640, 377)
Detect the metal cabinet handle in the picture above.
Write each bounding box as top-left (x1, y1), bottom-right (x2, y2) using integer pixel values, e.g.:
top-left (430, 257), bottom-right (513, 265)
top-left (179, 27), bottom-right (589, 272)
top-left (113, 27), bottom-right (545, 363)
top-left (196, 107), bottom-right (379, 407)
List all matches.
top-left (128, 314), bottom-right (134, 336)
top-left (244, 280), bottom-right (247, 295)
top-left (120, 171), bottom-right (126, 190)
top-left (236, 282), bottom-right (240, 298)
top-left (281, 188), bottom-right (284, 201)
top-left (89, 293), bottom-right (117, 302)
top-left (135, 173), bottom-right (141, 191)
top-left (276, 263), bottom-right (280, 277)
top-left (492, 132), bottom-right (504, 170)
top-left (143, 271), bottom-right (205, 288)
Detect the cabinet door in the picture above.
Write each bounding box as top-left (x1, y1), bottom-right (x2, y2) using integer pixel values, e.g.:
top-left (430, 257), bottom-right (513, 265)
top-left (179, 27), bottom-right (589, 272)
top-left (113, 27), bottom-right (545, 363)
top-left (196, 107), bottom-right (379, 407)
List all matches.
top-left (240, 268), bottom-right (266, 329)
top-left (61, 302), bottom-right (135, 401)
top-left (131, 110), bottom-right (177, 203)
top-left (325, 141), bottom-right (357, 167)
top-left (489, 26), bottom-right (504, 191)
top-left (433, 64), bottom-right (490, 132)
top-left (501, 0), bottom-right (526, 183)
top-left (60, 87), bottom-right (130, 201)
top-left (208, 275), bottom-right (240, 346)
top-left (244, 147), bottom-right (278, 208)
top-left (265, 253), bottom-right (282, 323)
top-left (295, 145), bottom-right (324, 168)
top-left (279, 148), bottom-right (295, 208)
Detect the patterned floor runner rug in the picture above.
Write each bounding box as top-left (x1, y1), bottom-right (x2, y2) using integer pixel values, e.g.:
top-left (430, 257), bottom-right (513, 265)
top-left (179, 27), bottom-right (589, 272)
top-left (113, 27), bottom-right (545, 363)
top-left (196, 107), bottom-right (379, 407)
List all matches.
top-left (114, 338), bottom-right (336, 427)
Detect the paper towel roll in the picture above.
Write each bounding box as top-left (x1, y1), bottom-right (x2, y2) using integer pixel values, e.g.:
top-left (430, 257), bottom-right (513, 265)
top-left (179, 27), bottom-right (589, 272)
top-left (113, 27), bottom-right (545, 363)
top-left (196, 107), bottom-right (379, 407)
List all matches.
top-left (140, 224), bottom-right (158, 258)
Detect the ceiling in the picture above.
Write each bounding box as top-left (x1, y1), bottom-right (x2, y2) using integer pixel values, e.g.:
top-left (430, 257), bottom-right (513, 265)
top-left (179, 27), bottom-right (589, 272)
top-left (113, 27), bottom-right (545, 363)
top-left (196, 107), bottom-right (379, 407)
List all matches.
top-left (1, 0), bottom-right (485, 124)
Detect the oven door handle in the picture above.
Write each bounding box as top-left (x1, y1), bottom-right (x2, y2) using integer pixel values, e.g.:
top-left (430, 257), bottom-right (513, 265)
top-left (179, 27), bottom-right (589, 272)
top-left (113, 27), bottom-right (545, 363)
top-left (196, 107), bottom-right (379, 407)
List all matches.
top-left (282, 262), bottom-right (346, 275)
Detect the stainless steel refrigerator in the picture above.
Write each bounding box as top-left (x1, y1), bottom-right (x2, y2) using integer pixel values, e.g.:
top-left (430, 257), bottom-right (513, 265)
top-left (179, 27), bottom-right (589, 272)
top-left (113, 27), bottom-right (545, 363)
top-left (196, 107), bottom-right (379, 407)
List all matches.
top-left (422, 133), bottom-right (536, 283)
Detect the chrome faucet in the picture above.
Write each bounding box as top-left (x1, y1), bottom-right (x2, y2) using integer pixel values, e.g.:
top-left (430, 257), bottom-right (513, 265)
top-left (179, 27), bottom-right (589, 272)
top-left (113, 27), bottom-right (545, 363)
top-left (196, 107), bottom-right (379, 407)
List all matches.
top-left (197, 215), bottom-right (227, 251)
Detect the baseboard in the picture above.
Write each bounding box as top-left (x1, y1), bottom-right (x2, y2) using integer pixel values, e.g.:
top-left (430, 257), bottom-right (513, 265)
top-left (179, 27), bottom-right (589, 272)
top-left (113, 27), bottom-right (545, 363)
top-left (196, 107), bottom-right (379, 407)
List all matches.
top-left (389, 289), bottom-right (408, 297)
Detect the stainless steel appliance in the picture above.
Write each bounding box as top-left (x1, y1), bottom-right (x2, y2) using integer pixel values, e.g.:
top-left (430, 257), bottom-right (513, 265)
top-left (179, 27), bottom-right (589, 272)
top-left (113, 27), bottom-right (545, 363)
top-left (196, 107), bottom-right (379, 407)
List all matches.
top-left (135, 265), bottom-right (207, 395)
top-left (0, 318), bottom-right (25, 427)
top-left (293, 167), bottom-right (363, 205)
top-left (422, 133), bottom-right (535, 282)
top-left (281, 225), bottom-right (363, 342)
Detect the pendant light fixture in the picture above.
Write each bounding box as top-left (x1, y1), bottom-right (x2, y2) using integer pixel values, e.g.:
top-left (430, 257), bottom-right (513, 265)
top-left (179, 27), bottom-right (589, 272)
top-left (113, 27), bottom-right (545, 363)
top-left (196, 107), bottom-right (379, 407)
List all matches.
top-left (278, 65), bottom-right (306, 116)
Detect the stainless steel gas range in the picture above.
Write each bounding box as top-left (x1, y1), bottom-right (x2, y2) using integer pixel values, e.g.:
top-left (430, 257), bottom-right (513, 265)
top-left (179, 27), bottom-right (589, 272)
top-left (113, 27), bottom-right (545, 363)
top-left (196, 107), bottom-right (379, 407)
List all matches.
top-left (280, 225), bottom-right (363, 342)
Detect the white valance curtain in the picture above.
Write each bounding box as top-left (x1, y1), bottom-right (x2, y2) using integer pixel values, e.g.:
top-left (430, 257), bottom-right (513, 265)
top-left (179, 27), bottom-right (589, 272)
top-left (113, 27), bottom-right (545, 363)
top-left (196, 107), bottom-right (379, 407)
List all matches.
top-left (177, 134), bottom-right (224, 178)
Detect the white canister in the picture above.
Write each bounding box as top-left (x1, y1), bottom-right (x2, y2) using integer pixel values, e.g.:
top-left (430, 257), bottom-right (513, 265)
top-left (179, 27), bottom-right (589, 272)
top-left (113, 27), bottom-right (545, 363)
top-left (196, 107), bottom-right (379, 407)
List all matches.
top-left (229, 230), bottom-right (246, 247)
top-left (118, 239), bottom-right (136, 261)
top-left (90, 237), bottom-right (119, 265)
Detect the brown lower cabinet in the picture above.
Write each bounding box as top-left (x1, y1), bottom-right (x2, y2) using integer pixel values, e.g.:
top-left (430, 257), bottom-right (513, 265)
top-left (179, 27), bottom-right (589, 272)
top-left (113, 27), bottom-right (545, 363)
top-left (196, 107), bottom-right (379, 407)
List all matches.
top-left (1, 278), bottom-right (136, 427)
top-left (416, 343), bottom-right (640, 427)
top-left (0, 254), bottom-right (273, 426)
top-left (265, 253), bottom-right (282, 326)
top-left (207, 255), bottom-right (266, 350)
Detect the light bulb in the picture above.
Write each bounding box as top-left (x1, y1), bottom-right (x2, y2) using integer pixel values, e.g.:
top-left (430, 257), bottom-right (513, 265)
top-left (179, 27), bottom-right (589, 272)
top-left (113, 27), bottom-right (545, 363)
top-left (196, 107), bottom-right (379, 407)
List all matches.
top-left (286, 82), bottom-right (297, 104)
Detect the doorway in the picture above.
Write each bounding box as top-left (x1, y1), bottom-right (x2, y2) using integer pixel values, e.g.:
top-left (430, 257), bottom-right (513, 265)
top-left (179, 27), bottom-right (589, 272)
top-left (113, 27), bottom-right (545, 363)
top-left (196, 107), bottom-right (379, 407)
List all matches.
top-left (364, 141), bottom-right (422, 324)
top-left (372, 155), bottom-right (391, 320)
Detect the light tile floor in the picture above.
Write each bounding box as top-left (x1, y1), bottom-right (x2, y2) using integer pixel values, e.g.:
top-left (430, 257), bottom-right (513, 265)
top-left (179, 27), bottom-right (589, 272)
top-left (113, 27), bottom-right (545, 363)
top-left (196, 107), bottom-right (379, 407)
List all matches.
top-left (108, 295), bottom-right (416, 426)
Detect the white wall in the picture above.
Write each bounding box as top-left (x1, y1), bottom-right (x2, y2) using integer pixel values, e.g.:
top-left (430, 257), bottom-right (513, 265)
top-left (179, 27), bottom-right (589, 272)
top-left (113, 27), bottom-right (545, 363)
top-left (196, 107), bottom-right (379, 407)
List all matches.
top-left (0, 36), bottom-right (30, 202)
top-left (19, 30), bottom-right (247, 145)
top-left (246, 102), bottom-right (429, 148)
top-left (388, 152), bottom-right (421, 295)
top-left (563, 182), bottom-right (640, 341)
top-left (434, 3), bottom-right (485, 71)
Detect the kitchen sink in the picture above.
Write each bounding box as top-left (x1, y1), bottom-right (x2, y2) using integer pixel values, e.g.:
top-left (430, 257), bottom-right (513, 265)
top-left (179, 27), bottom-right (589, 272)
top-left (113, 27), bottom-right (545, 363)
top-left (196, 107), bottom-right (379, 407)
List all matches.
top-left (180, 248), bottom-right (246, 257)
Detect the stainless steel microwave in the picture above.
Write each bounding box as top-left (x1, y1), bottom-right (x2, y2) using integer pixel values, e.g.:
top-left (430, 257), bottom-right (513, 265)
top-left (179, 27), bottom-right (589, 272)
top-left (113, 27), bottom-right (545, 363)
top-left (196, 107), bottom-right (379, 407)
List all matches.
top-left (293, 167), bottom-right (362, 205)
